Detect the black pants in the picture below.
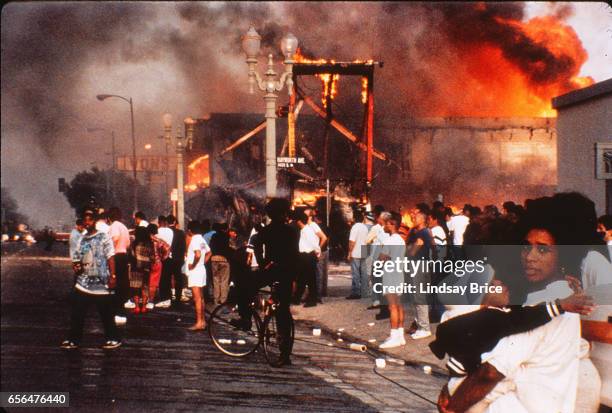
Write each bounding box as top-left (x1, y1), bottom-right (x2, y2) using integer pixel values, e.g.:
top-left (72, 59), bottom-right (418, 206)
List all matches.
top-left (69, 289), bottom-right (119, 344)
top-left (113, 253), bottom-right (130, 316)
top-left (295, 252), bottom-right (318, 303)
top-left (237, 267), bottom-right (293, 359)
top-left (159, 258), bottom-right (184, 302)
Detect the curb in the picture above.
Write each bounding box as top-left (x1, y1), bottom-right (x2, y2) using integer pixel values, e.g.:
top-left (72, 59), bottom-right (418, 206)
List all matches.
top-left (294, 318), bottom-right (447, 379)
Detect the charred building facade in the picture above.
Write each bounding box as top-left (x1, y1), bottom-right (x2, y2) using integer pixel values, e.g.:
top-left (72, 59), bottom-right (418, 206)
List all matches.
top-left (184, 112), bottom-right (557, 210)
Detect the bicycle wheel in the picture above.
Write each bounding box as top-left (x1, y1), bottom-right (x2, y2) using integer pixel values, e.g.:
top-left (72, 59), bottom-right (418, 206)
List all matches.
top-left (262, 311), bottom-right (295, 367)
top-left (209, 302), bottom-right (261, 357)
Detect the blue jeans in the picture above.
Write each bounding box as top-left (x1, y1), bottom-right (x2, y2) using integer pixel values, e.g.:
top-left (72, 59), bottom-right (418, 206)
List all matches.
top-left (350, 258), bottom-right (369, 297)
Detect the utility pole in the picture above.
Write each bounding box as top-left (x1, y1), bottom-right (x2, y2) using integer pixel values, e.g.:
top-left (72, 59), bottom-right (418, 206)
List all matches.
top-left (110, 130), bottom-right (116, 204)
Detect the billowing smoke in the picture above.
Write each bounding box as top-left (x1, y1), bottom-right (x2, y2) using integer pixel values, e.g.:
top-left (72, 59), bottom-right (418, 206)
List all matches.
top-left (0, 2), bottom-right (595, 227)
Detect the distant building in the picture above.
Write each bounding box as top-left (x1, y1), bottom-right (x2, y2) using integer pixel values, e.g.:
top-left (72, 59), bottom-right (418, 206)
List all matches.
top-left (553, 78), bottom-right (612, 215)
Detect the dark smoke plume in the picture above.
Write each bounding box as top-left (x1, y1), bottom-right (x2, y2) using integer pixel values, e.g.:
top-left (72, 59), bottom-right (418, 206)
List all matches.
top-left (0, 2), bottom-right (595, 226)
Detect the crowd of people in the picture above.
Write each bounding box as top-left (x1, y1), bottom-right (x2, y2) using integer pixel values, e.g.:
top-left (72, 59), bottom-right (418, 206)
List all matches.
top-left (63, 208), bottom-right (223, 348)
top-left (60, 191), bottom-right (612, 409)
top-left (345, 192), bottom-right (612, 412)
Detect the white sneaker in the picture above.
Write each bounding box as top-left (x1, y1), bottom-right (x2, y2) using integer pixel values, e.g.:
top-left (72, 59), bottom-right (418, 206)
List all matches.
top-left (397, 327), bottom-right (406, 345)
top-left (379, 330), bottom-right (405, 349)
top-left (155, 300), bottom-right (171, 308)
top-left (410, 329), bottom-right (432, 340)
top-left (124, 300), bottom-right (135, 309)
top-left (114, 316), bottom-right (127, 326)
top-left (145, 302), bottom-right (154, 310)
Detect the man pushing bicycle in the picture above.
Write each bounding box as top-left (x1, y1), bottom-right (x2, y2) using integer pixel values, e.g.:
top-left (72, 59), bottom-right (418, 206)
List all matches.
top-left (234, 197), bottom-right (299, 366)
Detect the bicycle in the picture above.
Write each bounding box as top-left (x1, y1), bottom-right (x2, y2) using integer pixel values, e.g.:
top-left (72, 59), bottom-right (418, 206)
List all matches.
top-left (208, 281), bottom-right (295, 367)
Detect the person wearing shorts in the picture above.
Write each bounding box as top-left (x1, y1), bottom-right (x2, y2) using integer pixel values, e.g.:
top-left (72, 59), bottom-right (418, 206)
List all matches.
top-left (378, 213), bottom-right (407, 349)
top-left (185, 221), bottom-right (211, 331)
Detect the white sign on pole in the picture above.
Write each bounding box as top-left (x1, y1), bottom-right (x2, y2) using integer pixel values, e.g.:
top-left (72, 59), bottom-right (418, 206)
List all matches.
top-left (170, 188), bottom-right (178, 201)
top-left (276, 157), bottom-right (306, 168)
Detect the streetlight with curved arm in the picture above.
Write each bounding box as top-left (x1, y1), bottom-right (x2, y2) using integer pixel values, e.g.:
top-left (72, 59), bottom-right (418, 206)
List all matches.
top-left (96, 94), bottom-right (138, 213)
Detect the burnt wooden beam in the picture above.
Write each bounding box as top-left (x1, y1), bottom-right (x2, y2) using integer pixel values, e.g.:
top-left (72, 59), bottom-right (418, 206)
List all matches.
top-left (293, 62), bottom-right (382, 76)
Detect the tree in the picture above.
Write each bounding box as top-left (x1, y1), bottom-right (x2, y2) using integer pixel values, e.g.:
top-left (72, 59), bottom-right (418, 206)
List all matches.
top-left (63, 167), bottom-right (156, 218)
top-left (1, 187), bottom-right (28, 232)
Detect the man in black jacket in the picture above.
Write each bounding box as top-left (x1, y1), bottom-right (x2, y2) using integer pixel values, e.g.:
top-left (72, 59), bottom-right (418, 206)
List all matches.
top-left (209, 223), bottom-right (232, 305)
top-left (158, 214), bottom-right (186, 307)
top-left (233, 198), bottom-right (299, 365)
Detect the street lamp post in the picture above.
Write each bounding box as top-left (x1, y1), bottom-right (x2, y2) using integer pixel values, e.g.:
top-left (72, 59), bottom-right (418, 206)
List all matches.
top-left (242, 27), bottom-right (298, 199)
top-left (157, 134), bottom-right (170, 211)
top-left (96, 94), bottom-right (138, 213)
top-left (162, 114), bottom-right (195, 230)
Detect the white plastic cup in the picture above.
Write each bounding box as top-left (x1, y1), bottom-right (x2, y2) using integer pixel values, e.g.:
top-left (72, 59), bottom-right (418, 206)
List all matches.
top-left (368, 338), bottom-right (377, 343)
top-left (349, 343), bottom-right (367, 352)
top-left (386, 357), bottom-right (405, 366)
top-left (337, 338), bottom-right (344, 343)
top-left (367, 322), bottom-right (375, 327)
top-left (423, 365), bottom-right (432, 374)
top-left (375, 358), bottom-right (386, 368)
top-left (313, 328), bottom-right (321, 336)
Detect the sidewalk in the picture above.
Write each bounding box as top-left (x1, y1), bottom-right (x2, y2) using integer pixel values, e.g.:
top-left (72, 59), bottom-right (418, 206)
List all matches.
top-left (291, 262), bottom-right (447, 374)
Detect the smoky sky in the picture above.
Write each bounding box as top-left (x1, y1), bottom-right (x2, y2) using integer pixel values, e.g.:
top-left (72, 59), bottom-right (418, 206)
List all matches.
top-left (0, 2), bottom-right (601, 226)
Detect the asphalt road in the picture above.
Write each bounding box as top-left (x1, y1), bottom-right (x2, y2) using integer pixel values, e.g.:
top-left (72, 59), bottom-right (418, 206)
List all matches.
top-left (1, 243), bottom-right (444, 412)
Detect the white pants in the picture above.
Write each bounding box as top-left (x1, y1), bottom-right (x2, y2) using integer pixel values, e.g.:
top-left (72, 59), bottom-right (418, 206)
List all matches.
top-left (448, 377), bottom-right (527, 413)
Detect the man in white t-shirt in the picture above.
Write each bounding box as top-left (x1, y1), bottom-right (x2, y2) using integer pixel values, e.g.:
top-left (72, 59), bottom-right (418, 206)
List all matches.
top-left (378, 213), bottom-right (407, 349)
top-left (95, 211), bottom-right (110, 234)
top-left (447, 206), bottom-right (470, 260)
top-left (367, 211), bottom-right (391, 318)
top-left (156, 215), bottom-right (174, 252)
top-left (347, 211), bottom-right (371, 299)
top-left (304, 207), bottom-right (328, 301)
top-left (185, 221), bottom-right (211, 331)
top-left (294, 211), bottom-right (320, 307)
top-left (428, 211), bottom-right (448, 260)
top-left (134, 211), bottom-right (149, 228)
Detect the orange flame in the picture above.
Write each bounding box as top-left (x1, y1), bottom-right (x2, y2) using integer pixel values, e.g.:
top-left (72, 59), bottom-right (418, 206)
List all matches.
top-left (186, 154), bottom-right (210, 192)
top-left (361, 77), bottom-right (368, 104)
top-left (294, 49), bottom-right (374, 109)
top-left (429, 15), bottom-right (594, 118)
top-left (401, 212), bottom-right (413, 228)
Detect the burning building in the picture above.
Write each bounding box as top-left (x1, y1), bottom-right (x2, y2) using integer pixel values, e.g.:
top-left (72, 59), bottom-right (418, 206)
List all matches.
top-left (177, 2), bottom-right (597, 216)
top-left (371, 116), bottom-right (557, 209)
top-left (183, 110), bottom-right (557, 212)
